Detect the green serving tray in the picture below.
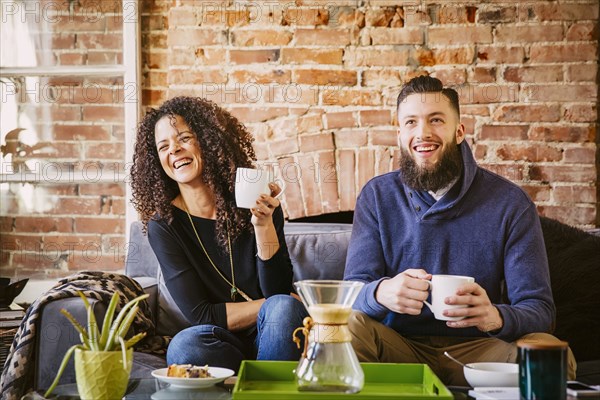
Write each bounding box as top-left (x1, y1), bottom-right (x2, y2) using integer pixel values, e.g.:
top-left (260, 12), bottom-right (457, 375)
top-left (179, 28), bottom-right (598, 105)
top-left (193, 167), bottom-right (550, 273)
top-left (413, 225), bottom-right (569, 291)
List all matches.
top-left (232, 361), bottom-right (452, 399)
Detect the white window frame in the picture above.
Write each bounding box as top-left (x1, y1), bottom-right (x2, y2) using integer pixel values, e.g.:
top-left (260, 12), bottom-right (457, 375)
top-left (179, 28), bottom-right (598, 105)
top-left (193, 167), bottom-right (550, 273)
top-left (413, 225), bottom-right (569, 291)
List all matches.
top-left (0, 0), bottom-right (141, 238)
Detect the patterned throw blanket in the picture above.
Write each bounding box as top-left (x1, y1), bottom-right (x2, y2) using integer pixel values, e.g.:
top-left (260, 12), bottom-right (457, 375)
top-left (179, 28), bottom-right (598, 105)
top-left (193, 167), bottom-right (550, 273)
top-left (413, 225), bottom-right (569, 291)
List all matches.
top-left (0, 271), bottom-right (170, 400)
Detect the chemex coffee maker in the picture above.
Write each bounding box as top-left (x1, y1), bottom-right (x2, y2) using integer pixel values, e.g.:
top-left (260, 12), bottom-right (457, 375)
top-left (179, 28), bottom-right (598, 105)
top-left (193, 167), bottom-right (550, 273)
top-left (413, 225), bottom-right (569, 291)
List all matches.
top-left (293, 280), bottom-right (365, 393)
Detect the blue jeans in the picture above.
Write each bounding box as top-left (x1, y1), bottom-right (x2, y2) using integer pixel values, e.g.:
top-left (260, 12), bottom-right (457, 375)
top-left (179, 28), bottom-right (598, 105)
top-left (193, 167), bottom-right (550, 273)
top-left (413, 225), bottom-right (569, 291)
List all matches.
top-left (166, 294), bottom-right (308, 371)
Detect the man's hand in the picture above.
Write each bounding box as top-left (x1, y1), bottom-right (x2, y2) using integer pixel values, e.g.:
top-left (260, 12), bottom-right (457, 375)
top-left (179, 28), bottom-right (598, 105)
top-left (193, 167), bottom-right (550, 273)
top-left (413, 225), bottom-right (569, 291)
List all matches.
top-left (375, 269), bottom-right (432, 315)
top-left (443, 282), bottom-right (504, 332)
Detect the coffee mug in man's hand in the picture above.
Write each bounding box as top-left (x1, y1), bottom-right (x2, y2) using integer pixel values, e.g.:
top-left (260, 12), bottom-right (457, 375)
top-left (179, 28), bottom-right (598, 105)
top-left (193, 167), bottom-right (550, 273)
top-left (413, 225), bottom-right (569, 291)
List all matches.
top-left (235, 167), bottom-right (286, 209)
top-left (423, 274), bottom-right (475, 321)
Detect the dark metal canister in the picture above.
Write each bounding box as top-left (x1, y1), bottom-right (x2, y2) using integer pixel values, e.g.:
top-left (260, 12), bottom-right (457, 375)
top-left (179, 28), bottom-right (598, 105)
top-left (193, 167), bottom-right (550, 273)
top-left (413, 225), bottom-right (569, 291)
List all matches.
top-left (517, 339), bottom-right (568, 400)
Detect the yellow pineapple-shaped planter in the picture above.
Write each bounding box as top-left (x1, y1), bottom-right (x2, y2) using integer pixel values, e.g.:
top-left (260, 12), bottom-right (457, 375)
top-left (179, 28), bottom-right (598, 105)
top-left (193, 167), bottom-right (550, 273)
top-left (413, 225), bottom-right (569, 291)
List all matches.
top-left (75, 347), bottom-right (133, 400)
top-left (45, 291), bottom-right (148, 400)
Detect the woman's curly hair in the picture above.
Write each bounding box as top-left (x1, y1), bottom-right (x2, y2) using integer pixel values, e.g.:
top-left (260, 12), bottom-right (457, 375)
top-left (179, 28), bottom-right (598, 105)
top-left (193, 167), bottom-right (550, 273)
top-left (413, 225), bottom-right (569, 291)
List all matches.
top-left (130, 96), bottom-right (256, 249)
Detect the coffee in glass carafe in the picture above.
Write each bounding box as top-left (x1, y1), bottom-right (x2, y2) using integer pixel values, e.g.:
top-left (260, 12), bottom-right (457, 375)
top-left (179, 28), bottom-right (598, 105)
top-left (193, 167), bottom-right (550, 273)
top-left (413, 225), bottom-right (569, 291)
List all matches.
top-left (293, 280), bottom-right (364, 393)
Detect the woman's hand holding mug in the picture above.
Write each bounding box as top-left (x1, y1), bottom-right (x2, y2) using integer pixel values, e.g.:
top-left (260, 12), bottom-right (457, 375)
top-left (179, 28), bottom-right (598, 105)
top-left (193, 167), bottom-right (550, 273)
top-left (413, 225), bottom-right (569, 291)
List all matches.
top-left (235, 167), bottom-right (285, 210)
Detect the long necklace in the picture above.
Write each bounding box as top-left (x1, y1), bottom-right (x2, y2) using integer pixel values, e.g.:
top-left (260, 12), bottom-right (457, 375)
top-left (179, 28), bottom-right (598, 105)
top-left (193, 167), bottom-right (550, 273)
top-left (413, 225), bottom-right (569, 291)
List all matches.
top-left (182, 200), bottom-right (252, 302)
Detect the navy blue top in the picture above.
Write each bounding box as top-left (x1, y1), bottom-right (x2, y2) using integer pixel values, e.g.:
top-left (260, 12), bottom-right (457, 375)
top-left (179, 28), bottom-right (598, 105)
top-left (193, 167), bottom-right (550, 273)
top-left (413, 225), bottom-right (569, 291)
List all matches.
top-left (344, 141), bottom-right (555, 342)
top-left (148, 206), bottom-right (293, 328)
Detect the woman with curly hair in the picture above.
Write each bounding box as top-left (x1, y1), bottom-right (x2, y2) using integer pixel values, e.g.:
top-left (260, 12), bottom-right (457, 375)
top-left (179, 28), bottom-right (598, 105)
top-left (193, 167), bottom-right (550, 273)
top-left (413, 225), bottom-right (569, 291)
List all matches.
top-left (130, 96), bottom-right (307, 371)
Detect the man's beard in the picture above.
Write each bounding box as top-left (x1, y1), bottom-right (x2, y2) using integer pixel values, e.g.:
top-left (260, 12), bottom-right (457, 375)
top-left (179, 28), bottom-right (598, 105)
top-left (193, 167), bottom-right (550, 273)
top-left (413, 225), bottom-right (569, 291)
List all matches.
top-left (399, 141), bottom-right (463, 192)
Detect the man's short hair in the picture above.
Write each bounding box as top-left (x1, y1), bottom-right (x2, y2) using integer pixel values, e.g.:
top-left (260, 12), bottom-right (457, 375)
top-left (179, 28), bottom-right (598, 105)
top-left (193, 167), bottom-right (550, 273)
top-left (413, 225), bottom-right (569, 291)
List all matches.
top-left (396, 76), bottom-right (460, 117)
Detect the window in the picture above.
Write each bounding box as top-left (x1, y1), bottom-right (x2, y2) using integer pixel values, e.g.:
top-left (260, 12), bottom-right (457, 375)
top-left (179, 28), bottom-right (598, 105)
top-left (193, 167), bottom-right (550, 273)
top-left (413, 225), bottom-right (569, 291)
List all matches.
top-left (0, 0), bottom-right (140, 278)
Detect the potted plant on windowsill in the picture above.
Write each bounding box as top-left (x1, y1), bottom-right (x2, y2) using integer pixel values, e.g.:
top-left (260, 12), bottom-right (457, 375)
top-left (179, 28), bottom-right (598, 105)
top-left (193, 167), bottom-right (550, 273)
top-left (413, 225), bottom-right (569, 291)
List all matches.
top-left (44, 290), bottom-right (149, 400)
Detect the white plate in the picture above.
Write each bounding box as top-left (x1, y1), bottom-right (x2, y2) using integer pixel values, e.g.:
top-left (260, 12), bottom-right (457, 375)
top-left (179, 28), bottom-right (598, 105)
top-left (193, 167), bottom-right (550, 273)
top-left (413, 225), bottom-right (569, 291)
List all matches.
top-left (151, 367), bottom-right (234, 389)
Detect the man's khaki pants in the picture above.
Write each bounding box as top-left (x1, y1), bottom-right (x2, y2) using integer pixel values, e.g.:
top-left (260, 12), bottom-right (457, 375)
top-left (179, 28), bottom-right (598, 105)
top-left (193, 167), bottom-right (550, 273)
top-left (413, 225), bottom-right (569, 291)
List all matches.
top-left (348, 311), bottom-right (577, 386)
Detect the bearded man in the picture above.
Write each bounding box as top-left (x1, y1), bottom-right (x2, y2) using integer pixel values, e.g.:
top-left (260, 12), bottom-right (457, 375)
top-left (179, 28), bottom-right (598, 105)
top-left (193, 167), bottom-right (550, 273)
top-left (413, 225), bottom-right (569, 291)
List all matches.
top-left (343, 76), bottom-right (576, 387)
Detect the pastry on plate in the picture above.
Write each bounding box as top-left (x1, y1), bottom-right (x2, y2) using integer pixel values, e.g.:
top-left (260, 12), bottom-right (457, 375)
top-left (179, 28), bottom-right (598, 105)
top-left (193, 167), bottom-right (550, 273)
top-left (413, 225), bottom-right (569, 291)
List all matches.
top-left (167, 364), bottom-right (212, 378)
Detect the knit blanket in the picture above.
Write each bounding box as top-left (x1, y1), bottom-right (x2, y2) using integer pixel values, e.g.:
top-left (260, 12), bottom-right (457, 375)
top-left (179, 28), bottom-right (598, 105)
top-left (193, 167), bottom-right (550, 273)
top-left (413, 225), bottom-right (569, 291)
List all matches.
top-left (0, 271), bottom-right (170, 400)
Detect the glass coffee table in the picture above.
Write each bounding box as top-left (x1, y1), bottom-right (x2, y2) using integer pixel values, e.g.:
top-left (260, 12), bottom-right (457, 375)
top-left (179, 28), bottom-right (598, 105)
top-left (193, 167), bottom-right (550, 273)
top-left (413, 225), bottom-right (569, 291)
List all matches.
top-left (34, 379), bottom-right (471, 399)
top-left (32, 378), bottom-right (235, 399)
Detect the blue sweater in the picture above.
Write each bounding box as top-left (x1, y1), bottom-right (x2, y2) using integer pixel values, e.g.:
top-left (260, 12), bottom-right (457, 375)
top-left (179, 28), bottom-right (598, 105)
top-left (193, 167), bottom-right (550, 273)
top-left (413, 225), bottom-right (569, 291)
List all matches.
top-left (344, 141), bottom-right (554, 342)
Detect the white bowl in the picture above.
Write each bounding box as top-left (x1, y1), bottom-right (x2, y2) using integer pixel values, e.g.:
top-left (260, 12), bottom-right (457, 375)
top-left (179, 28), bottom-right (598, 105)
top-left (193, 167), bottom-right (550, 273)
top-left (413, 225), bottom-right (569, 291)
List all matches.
top-left (464, 362), bottom-right (519, 387)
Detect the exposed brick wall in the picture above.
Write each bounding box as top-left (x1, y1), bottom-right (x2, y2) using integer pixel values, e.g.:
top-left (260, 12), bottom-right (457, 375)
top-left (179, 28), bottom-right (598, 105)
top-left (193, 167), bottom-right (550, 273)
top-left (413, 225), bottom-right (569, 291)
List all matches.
top-left (1, 0), bottom-right (598, 280)
top-left (146, 1), bottom-right (598, 225)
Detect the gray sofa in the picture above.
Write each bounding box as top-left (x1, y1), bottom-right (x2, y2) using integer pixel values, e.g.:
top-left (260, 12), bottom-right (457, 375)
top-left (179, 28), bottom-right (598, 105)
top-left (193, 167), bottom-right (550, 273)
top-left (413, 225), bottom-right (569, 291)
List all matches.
top-left (34, 219), bottom-right (600, 391)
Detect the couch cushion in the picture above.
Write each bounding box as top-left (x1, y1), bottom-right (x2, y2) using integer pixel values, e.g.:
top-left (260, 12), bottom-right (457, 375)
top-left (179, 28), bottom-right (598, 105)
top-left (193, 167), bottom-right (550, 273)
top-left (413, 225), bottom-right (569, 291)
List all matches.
top-left (133, 276), bottom-right (158, 324)
top-left (284, 222), bottom-right (352, 281)
top-left (540, 217), bottom-right (600, 362)
top-left (156, 267), bottom-right (192, 337)
top-left (130, 352), bottom-right (167, 379)
top-left (126, 222), bottom-right (159, 278)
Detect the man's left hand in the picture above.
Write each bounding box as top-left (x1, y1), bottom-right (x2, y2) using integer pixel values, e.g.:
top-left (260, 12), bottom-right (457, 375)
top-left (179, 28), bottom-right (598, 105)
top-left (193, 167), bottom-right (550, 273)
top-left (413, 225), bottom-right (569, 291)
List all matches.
top-left (443, 282), bottom-right (503, 332)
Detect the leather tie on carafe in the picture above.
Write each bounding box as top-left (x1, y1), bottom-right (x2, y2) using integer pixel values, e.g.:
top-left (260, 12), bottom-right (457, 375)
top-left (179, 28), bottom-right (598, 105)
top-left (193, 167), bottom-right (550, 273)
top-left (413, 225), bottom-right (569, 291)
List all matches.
top-left (292, 313), bottom-right (352, 359)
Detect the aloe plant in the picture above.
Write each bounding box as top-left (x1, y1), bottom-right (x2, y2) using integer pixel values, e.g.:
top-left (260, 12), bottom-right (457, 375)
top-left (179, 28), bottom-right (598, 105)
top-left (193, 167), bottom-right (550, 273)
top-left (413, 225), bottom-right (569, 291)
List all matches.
top-left (44, 291), bottom-right (149, 397)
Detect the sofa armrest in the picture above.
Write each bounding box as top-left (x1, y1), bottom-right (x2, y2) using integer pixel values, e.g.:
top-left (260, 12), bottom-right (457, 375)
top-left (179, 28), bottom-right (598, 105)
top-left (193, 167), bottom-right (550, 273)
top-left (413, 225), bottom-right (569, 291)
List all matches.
top-left (34, 297), bottom-right (107, 390)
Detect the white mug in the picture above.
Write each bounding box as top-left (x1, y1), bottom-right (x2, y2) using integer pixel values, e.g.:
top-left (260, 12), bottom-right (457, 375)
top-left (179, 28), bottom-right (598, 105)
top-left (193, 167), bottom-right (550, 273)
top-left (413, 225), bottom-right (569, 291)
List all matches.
top-left (235, 167), bottom-right (285, 209)
top-left (423, 274), bottom-right (475, 321)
